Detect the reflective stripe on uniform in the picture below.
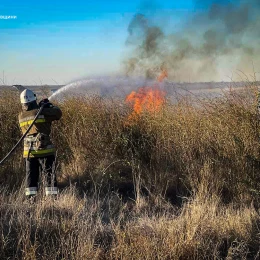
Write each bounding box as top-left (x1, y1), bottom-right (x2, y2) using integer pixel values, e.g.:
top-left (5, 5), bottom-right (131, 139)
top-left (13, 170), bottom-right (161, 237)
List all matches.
top-left (23, 148), bottom-right (55, 157)
top-left (24, 135), bottom-right (37, 142)
top-left (24, 145), bottom-right (55, 151)
top-left (19, 115), bottom-right (45, 123)
top-left (25, 187), bottom-right (38, 196)
top-left (45, 187), bottom-right (58, 195)
top-left (20, 118), bottom-right (46, 127)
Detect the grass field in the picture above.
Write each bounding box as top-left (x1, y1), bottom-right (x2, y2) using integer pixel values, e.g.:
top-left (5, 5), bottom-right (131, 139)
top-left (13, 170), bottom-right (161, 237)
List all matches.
top-left (0, 83), bottom-right (260, 259)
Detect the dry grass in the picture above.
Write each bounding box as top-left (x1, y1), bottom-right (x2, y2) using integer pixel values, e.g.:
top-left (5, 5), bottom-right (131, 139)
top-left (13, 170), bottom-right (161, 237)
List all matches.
top-left (0, 84), bottom-right (260, 258)
top-left (0, 188), bottom-right (259, 259)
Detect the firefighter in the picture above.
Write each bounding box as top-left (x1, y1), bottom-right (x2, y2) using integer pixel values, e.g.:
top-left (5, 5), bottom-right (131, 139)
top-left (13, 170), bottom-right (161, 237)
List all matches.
top-left (19, 88), bottom-right (62, 200)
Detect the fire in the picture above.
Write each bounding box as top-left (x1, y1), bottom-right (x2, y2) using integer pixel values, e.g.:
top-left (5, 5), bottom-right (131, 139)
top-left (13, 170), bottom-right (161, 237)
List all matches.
top-left (157, 69), bottom-right (168, 82)
top-left (125, 69), bottom-right (167, 121)
top-left (126, 87), bottom-right (165, 115)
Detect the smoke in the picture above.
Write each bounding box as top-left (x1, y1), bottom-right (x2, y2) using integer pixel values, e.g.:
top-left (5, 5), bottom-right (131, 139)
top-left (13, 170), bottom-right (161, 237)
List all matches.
top-left (124, 0), bottom-right (260, 82)
top-left (124, 13), bottom-right (165, 79)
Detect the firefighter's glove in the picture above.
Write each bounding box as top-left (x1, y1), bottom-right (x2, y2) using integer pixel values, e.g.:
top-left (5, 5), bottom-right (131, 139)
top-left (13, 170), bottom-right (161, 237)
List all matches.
top-left (39, 99), bottom-right (53, 108)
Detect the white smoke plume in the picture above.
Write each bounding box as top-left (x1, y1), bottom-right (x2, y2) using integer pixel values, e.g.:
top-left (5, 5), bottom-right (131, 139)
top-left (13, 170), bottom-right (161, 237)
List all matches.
top-left (124, 0), bottom-right (260, 82)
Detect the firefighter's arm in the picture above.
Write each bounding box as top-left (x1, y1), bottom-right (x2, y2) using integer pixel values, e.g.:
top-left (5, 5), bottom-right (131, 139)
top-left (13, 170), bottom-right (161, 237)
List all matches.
top-left (41, 106), bottom-right (62, 121)
top-left (39, 99), bottom-right (62, 121)
top-left (18, 113), bottom-right (22, 132)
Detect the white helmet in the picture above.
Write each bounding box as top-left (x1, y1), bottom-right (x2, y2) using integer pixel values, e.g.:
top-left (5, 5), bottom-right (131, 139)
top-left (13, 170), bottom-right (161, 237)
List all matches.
top-left (20, 89), bottom-right (37, 104)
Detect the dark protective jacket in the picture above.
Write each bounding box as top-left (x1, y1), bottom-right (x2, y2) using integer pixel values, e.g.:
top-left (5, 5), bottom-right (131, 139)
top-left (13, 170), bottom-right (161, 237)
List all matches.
top-left (18, 104), bottom-right (62, 158)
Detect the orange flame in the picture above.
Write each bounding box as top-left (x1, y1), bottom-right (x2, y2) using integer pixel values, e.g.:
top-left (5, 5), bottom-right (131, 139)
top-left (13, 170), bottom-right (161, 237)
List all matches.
top-left (126, 87), bottom-right (165, 115)
top-left (125, 69), bottom-right (167, 122)
top-left (157, 69), bottom-right (168, 82)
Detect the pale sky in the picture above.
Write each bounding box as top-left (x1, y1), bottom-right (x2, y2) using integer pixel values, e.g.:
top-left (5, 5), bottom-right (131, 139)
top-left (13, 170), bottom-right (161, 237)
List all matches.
top-left (1, 0), bottom-right (258, 85)
top-left (0, 0), bottom-right (194, 85)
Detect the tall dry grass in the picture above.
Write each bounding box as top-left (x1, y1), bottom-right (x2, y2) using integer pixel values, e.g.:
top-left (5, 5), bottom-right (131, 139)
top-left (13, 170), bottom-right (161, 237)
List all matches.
top-left (0, 90), bottom-right (24, 186)
top-left (0, 84), bottom-right (260, 258)
top-left (0, 187), bottom-right (259, 259)
top-left (51, 84), bottom-right (260, 205)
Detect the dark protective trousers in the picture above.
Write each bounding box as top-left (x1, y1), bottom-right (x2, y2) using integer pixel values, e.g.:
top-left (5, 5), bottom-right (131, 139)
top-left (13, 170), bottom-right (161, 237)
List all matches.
top-left (25, 155), bottom-right (58, 196)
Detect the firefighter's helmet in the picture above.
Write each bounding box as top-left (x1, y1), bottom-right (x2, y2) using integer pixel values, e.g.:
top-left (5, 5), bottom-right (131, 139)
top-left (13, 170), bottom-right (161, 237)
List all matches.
top-left (20, 89), bottom-right (37, 104)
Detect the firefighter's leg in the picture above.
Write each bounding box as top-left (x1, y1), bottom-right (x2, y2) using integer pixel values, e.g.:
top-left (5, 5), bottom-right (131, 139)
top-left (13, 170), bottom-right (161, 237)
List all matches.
top-left (39, 155), bottom-right (58, 196)
top-left (25, 157), bottom-right (40, 198)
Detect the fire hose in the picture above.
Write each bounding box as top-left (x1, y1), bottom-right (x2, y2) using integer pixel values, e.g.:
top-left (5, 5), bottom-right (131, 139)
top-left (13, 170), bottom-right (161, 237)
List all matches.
top-left (0, 104), bottom-right (46, 165)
